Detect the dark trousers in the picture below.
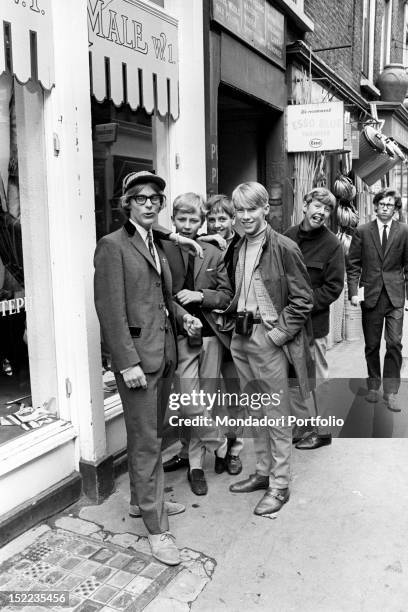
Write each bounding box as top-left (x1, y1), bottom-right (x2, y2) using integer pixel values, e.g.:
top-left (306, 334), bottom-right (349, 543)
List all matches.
top-left (115, 327), bottom-right (176, 535)
top-left (361, 288), bottom-right (404, 394)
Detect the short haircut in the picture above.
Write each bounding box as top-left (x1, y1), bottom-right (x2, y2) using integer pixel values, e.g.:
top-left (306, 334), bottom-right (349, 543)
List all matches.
top-left (231, 182), bottom-right (269, 209)
top-left (373, 188), bottom-right (402, 209)
top-left (204, 194), bottom-right (235, 218)
top-left (120, 181), bottom-right (163, 218)
top-left (303, 187), bottom-right (336, 210)
top-left (172, 192), bottom-right (205, 222)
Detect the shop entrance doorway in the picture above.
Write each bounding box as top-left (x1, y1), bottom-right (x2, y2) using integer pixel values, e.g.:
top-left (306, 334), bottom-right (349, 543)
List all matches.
top-left (217, 85), bottom-right (280, 197)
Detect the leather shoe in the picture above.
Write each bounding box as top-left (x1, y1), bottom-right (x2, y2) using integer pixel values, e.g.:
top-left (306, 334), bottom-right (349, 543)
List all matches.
top-left (226, 454), bottom-right (242, 475)
top-left (295, 432), bottom-right (332, 450)
top-left (229, 473), bottom-right (269, 493)
top-left (254, 487), bottom-right (289, 515)
top-left (129, 501), bottom-right (185, 518)
top-left (365, 389), bottom-right (380, 403)
top-left (188, 469), bottom-right (208, 495)
top-left (384, 393), bottom-right (401, 412)
top-left (214, 452), bottom-right (227, 474)
top-left (163, 455), bottom-right (189, 472)
top-left (292, 426), bottom-right (311, 444)
top-left (148, 532), bottom-right (180, 566)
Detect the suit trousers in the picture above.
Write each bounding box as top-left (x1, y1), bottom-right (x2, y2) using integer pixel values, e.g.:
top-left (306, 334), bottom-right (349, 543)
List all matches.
top-left (361, 287), bottom-right (403, 394)
top-left (115, 327), bottom-right (176, 535)
top-left (290, 335), bottom-right (328, 433)
top-left (230, 323), bottom-right (292, 489)
top-left (177, 355), bottom-right (244, 459)
top-left (175, 336), bottom-right (227, 470)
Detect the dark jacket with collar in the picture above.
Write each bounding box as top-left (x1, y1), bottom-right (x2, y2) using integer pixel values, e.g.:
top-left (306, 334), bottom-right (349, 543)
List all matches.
top-left (94, 221), bottom-right (186, 373)
top-left (162, 240), bottom-right (233, 348)
top-left (284, 223), bottom-right (345, 339)
top-left (223, 225), bottom-right (315, 398)
top-left (347, 218), bottom-right (408, 309)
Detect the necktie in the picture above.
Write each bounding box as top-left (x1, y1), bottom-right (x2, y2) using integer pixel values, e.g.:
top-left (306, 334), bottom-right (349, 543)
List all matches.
top-left (147, 230), bottom-right (157, 269)
top-left (183, 254), bottom-right (195, 290)
top-left (382, 225), bottom-right (388, 255)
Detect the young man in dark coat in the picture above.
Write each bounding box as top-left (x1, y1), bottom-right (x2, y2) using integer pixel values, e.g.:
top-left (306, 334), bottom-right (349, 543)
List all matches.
top-left (347, 188), bottom-right (408, 412)
top-left (285, 187), bottom-right (345, 449)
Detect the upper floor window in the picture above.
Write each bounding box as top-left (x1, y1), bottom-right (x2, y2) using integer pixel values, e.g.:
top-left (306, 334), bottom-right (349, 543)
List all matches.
top-left (404, 2), bottom-right (408, 67)
top-left (362, 0), bottom-right (376, 81)
top-left (380, 0), bottom-right (392, 71)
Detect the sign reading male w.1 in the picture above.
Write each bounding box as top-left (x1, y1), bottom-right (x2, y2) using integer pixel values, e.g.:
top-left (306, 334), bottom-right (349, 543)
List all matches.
top-left (286, 102), bottom-right (345, 152)
top-left (88, 0), bottom-right (179, 118)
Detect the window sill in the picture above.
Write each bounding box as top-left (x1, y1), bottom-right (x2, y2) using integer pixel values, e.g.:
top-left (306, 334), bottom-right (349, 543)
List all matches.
top-left (0, 421), bottom-right (77, 477)
top-left (104, 393), bottom-right (123, 422)
top-left (360, 78), bottom-right (380, 98)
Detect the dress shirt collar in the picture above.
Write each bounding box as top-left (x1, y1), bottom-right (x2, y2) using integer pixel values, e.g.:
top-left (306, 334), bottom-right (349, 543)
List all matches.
top-left (129, 218), bottom-right (153, 242)
top-left (376, 217), bottom-right (392, 233)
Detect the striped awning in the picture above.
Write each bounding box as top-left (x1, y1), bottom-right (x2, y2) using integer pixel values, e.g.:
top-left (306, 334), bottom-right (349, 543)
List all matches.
top-left (0, 0), bottom-right (55, 90)
top-left (88, 0), bottom-right (179, 119)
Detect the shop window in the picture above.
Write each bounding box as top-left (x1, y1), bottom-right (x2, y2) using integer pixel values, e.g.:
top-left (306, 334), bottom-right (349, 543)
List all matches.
top-left (0, 74), bottom-right (59, 444)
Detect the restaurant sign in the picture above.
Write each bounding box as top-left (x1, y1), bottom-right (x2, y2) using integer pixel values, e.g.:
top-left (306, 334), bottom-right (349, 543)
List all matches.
top-left (0, 0), bottom-right (55, 89)
top-left (286, 102), bottom-right (345, 152)
top-left (88, 0), bottom-right (179, 118)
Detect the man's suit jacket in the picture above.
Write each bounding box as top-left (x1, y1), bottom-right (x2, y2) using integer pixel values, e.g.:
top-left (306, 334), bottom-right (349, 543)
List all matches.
top-left (162, 240), bottom-right (233, 347)
top-left (347, 219), bottom-right (408, 309)
top-left (94, 221), bottom-right (185, 373)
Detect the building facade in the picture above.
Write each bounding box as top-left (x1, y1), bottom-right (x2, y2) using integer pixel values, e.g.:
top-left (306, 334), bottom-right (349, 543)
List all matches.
top-left (0, 0), bottom-right (207, 544)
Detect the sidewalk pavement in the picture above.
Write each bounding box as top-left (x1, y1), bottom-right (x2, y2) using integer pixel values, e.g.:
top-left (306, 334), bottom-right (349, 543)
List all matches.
top-left (1, 324), bottom-right (408, 611)
top-left (2, 437), bottom-right (408, 612)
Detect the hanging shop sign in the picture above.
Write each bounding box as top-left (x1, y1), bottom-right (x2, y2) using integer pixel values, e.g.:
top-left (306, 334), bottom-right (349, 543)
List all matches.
top-left (286, 102), bottom-right (345, 152)
top-left (0, 0), bottom-right (55, 89)
top-left (88, 0), bottom-right (179, 119)
top-left (212, 0), bottom-right (285, 69)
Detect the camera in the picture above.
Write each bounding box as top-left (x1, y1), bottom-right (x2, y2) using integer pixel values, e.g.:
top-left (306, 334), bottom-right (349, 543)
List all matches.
top-left (235, 311), bottom-right (254, 336)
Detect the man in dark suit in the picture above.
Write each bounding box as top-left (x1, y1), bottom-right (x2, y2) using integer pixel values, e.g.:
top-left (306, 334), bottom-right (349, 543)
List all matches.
top-left (162, 193), bottom-right (233, 495)
top-left (347, 188), bottom-right (408, 412)
top-left (94, 171), bottom-right (202, 565)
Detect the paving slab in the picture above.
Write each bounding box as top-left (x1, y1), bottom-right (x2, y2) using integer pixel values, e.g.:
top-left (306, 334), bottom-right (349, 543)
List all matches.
top-left (0, 525), bottom-right (212, 612)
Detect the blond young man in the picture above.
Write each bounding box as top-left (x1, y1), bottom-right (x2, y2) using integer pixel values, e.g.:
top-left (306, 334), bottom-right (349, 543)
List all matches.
top-left (222, 182), bottom-right (313, 515)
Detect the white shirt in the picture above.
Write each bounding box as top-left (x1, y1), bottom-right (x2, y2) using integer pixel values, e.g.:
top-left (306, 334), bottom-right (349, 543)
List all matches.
top-left (376, 217), bottom-right (390, 245)
top-left (129, 219), bottom-right (161, 274)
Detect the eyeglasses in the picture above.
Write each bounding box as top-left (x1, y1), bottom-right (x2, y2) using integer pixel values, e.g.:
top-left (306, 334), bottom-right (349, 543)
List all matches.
top-left (132, 194), bottom-right (166, 206)
top-left (377, 202), bottom-right (395, 209)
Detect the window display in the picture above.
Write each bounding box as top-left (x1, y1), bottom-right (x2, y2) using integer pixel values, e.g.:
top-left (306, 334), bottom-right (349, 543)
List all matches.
top-left (0, 74), bottom-right (58, 444)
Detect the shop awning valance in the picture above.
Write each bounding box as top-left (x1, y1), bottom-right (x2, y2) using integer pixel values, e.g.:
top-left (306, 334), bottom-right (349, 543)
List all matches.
top-left (0, 0), bottom-right (55, 90)
top-left (88, 0), bottom-right (179, 119)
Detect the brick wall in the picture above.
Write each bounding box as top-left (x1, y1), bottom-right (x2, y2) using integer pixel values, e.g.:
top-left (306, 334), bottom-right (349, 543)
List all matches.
top-left (304, 0), bottom-right (360, 90)
top-left (303, 0), bottom-right (406, 96)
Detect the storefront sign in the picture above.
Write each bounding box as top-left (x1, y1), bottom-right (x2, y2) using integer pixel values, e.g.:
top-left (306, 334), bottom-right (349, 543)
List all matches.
top-left (95, 123), bottom-right (118, 143)
top-left (0, 297), bottom-right (29, 316)
top-left (286, 102), bottom-right (345, 152)
top-left (212, 0), bottom-right (285, 68)
top-left (88, 0), bottom-right (179, 118)
top-left (0, 0), bottom-right (55, 89)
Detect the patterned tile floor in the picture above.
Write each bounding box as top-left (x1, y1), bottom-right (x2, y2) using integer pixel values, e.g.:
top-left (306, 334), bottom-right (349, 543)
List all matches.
top-left (0, 528), bottom-right (182, 611)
